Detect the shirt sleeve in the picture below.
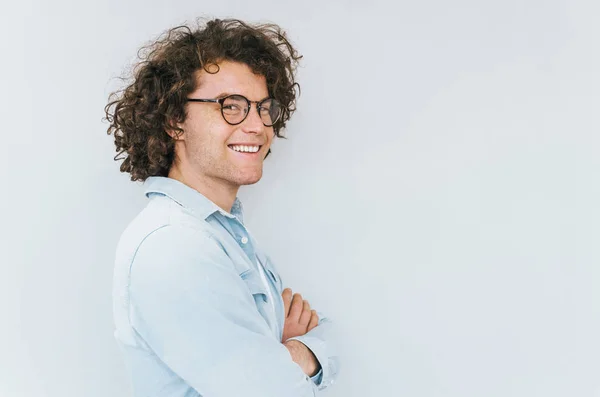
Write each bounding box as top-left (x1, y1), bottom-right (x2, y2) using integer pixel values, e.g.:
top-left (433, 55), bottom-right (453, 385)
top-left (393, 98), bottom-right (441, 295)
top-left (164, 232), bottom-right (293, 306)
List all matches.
top-left (286, 313), bottom-right (341, 390)
top-left (263, 256), bottom-right (341, 391)
top-left (129, 225), bottom-right (319, 397)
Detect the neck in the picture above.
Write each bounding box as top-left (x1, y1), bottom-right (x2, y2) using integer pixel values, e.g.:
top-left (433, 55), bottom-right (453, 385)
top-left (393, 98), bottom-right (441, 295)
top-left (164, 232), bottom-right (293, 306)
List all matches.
top-left (168, 165), bottom-right (239, 213)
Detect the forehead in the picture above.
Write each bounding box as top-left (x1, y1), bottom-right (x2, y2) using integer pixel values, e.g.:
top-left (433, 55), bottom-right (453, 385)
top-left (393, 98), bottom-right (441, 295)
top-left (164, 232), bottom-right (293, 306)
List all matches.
top-left (193, 60), bottom-right (268, 99)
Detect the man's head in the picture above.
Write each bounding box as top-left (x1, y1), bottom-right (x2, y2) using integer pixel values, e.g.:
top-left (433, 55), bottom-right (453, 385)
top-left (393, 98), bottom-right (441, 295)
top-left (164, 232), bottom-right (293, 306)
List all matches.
top-left (105, 18), bottom-right (301, 185)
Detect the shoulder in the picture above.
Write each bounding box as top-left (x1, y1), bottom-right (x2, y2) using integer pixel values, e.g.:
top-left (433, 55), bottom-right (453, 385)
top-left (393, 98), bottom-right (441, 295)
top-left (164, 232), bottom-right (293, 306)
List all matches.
top-left (116, 194), bottom-right (217, 261)
top-left (114, 195), bottom-right (228, 285)
top-left (128, 223), bottom-right (238, 298)
top-left (136, 223), bottom-right (222, 262)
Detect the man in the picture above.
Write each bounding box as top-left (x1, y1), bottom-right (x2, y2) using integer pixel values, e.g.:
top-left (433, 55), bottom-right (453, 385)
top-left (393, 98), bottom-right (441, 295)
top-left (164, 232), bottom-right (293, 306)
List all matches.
top-left (105, 18), bottom-right (339, 396)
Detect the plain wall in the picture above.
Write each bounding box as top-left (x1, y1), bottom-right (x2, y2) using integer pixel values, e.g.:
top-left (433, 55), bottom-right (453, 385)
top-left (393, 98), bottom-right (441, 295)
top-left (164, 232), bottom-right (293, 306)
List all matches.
top-left (1, 0), bottom-right (598, 396)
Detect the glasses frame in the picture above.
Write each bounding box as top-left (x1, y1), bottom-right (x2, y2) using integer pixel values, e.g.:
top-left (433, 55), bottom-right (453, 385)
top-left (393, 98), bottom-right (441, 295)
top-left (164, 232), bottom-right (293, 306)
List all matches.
top-left (186, 94), bottom-right (282, 127)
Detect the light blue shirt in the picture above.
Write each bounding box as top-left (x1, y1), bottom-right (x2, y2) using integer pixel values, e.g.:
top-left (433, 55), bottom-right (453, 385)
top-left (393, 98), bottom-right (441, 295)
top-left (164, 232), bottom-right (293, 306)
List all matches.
top-left (112, 176), bottom-right (339, 396)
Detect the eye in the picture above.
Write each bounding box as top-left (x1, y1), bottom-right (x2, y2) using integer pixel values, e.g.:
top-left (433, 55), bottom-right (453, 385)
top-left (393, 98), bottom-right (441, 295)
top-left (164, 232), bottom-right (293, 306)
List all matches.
top-left (223, 104), bottom-right (242, 111)
top-left (222, 95), bottom-right (248, 115)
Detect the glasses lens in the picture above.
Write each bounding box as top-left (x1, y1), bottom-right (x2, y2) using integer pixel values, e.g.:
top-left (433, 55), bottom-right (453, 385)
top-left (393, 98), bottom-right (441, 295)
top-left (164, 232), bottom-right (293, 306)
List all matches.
top-left (259, 98), bottom-right (282, 127)
top-left (222, 95), bottom-right (249, 124)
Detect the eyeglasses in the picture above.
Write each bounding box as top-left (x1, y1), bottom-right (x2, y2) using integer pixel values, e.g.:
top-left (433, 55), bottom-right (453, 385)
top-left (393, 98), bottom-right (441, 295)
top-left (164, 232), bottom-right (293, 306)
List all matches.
top-left (186, 94), bottom-right (282, 127)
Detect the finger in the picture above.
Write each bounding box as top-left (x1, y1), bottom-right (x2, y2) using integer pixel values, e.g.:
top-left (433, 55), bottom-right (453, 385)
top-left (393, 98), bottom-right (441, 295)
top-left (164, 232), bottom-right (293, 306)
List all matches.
top-left (299, 300), bottom-right (312, 326)
top-left (308, 310), bottom-right (319, 330)
top-left (288, 293), bottom-right (304, 320)
top-left (282, 288), bottom-right (292, 317)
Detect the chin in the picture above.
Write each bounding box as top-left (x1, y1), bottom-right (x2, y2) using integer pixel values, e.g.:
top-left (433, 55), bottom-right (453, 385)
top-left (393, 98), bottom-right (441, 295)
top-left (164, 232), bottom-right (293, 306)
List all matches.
top-left (240, 179), bottom-right (260, 186)
top-left (239, 175), bottom-right (262, 186)
top-left (234, 169), bottom-right (263, 186)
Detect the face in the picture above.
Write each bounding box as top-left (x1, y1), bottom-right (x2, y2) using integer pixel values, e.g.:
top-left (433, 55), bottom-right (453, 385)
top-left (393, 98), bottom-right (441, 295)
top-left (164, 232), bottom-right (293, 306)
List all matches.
top-left (175, 61), bottom-right (274, 188)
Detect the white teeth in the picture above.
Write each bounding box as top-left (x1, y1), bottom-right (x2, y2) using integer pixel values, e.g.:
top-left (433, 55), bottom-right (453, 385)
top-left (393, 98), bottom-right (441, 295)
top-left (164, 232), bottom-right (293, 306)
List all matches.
top-left (230, 145), bottom-right (259, 153)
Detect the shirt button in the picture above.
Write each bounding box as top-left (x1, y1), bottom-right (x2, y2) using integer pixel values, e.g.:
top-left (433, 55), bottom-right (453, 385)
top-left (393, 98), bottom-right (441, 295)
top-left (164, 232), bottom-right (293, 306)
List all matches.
top-left (241, 236), bottom-right (249, 244)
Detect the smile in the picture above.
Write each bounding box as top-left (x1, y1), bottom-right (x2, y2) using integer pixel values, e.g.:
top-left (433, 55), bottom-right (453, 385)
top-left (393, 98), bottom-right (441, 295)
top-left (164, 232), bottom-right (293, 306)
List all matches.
top-left (228, 145), bottom-right (261, 153)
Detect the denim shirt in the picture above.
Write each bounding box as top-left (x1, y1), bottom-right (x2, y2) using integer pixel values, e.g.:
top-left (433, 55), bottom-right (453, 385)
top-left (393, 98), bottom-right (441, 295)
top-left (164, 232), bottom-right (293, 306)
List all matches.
top-left (112, 177), bottom-right (339, 396)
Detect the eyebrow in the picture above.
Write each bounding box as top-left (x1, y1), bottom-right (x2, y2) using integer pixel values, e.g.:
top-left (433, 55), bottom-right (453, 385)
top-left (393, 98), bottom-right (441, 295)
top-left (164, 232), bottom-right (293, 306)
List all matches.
top-left (215, 92), bottom-right (271, 102)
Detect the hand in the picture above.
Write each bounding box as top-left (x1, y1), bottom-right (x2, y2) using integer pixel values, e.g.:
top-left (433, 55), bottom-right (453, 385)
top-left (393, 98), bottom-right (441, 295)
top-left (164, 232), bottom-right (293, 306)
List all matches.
top-left (284, 339), bottom-right (321, 377)
top-left (281, 288), bottom-right (319, 342)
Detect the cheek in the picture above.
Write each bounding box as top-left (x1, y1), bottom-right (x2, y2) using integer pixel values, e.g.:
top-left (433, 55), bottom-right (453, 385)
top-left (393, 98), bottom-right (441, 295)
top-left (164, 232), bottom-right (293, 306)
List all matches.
top-left (187, 117), bottom-right (230, 147)
top-left (264, 130), bottom-right (274, 145)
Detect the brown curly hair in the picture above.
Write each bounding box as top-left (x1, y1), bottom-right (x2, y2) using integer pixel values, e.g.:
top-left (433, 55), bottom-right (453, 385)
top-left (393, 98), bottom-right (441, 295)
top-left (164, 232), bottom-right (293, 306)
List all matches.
top-left (104, 18), bottom-right (302, 182)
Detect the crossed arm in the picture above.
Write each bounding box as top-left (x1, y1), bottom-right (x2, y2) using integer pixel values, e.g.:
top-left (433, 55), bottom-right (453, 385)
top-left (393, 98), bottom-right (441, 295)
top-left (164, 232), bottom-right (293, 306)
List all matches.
top-left (129, 225), bottom-right (337, 397)
top-left (281, 287), bottom-right (322, 377)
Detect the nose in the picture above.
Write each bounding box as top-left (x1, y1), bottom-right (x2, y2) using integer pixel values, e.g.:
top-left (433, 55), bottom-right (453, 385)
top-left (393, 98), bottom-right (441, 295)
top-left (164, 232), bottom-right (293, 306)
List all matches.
top-left (240, 104), bottom-right (266, 134)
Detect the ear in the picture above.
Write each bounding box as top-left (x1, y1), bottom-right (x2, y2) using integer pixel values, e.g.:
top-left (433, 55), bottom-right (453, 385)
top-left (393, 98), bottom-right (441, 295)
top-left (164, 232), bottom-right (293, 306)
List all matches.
top-left (166, 123), bottom-right (185, 141)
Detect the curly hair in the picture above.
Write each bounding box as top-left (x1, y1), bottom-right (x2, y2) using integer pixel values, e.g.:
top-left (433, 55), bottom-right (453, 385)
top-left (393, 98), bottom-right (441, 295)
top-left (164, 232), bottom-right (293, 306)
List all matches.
top-left (104, 18), bottom-right (302, 182)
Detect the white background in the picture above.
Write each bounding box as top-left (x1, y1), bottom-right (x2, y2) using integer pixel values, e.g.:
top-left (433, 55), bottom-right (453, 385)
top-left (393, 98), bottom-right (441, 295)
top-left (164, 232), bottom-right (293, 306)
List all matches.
top-left (1, 0), bottom-right (598, 396)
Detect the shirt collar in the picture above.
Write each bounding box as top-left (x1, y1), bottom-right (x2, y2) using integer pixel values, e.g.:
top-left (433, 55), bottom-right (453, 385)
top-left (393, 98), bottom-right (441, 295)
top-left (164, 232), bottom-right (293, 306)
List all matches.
top-left (144, 176), bottom-right (244, 222)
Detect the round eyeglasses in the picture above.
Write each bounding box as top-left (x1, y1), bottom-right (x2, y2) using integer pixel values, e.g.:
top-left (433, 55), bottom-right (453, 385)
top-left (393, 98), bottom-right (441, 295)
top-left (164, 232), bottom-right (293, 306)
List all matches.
top-left (186, 94), bottom-right (282, 127)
